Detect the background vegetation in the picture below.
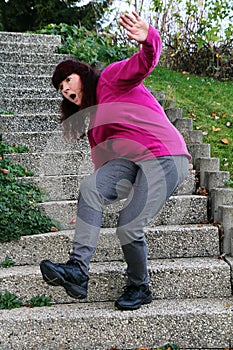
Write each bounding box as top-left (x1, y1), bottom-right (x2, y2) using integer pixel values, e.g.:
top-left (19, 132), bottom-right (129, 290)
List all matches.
top-left (0, 138), bottom-right (57, 242)
top-left (0, 0), bottom-right (232, 244)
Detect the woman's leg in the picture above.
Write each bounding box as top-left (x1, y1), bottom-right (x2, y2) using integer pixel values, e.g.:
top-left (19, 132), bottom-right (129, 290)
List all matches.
top-left (116, 155), bottom-right (189, 286)
top-left (70, 158), bottom-right (139, 275)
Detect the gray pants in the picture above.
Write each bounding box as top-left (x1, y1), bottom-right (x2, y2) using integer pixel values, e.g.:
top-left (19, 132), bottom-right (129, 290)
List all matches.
top-left (70, 156), bottom-right (189, 285)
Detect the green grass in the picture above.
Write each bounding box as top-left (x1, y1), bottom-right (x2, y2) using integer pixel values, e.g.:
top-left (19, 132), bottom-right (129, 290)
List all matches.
top-left (145, 66), bottom-right (233, 180)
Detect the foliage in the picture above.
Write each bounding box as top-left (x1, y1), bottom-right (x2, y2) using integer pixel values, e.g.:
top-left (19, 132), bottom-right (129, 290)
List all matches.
top-left (36, 23), bottom-right (136, 67)
top-left (0, 140), bottom-right (57, 243)
top-left (0, 290), bottom-right (22, 309)
top-left (0, 109), bottom-right (14, 115)
top-left (145, 66), bottom-right (233, 179)
top-left (0, 290), bottom-right (52, 309)
top-left (0, 255), bottom-right (16, 268)
top-left (26, 294), bottom-right (52, 307)
top-left (0, 0), bottom-right (112, 32)
top-left (148, 0), bottom-right (233, 80)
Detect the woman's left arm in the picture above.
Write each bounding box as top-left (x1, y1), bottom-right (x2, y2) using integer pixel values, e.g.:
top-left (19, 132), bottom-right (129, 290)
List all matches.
top-left (101, 12), bottom-right (162, 87)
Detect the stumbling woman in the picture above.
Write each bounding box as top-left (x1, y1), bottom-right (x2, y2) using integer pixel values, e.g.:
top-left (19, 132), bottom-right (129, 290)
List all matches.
top-left (40, 11), bottom-right (191, 310)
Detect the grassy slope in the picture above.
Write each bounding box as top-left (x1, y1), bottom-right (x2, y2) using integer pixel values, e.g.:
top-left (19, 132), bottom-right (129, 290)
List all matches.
top-left (145, 66), bottom-right (233, 180)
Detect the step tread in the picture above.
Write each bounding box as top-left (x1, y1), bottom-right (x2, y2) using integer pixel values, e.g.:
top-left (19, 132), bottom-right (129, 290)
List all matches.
top-left (1, 256), bottom-right (231, 302)
top-left (0, 256), bottom-right (228, 277)
top-left (0, 298), bottom-right (232, 349)
top-left (0, 224), bottom-right (219, 264)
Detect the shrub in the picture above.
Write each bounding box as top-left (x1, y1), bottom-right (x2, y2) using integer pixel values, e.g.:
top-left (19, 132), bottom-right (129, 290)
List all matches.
top-left (0, 290), bottom-right (22, 310)
top-left (0, 139), bottom-right (57, 243)
top-left (0, 256), bottom-right (16, 268)
top-left (37, 23), bottom-right (136, 67)
top-left (149, 0), bottom-right (233, 80)
top-left (26, 294), bottom-right (52, 307)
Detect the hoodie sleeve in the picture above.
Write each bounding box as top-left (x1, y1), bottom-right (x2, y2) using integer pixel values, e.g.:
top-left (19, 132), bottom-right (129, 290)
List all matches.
top-left (100, 25), bottom-right (162, 90)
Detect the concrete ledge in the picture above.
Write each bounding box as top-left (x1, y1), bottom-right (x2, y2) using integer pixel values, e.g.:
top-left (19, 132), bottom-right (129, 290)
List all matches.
top-left (0, 62), bottom-right (56, 75)
top-left (0, 298), bottom-right (232, 349)
top-left (165, 107), bottom-right (182, 122)
top-left (5, 151), bottom-right (89, 176)
top-left (209, 188), bottom-right (233, 222)
top-left (0, 225), bottom-right (220, 265)
top-left (174, 118), bottom-right (193, 131)
top-left (0, 113), bottom-right (59, 132)
top-left (1, 97), bottom-right (60, 114)
top-left (0, 51), bottom-right (70, 64)
top-left (218, 205), bottom-right (233, 255)
top-left (195, 157), bottom-right (220, 187)
top-left (0, 258), bottom-right (231, 303)
top-left (0, 87), bottom-right (58, 99)
top-left (0, 74), bottom-right (51, 89)
top-left (0, 32), bottom-right (61, 45)
top-left (187, 144), bottom-right (211, 166)
top-left (38, 195), bottom-right (209, 230)
top-left (204, 171), bottom-right (230, 191)
top-left (181, 130), bottom-right (203, 144)
top-left (0, 41), bottom-right (59, 53)
top-left (21, 169), bottom-right (196, 201)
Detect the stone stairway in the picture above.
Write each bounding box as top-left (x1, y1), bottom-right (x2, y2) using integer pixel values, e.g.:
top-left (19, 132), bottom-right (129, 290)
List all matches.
top-left (0, 31), bottom-right (233, 350)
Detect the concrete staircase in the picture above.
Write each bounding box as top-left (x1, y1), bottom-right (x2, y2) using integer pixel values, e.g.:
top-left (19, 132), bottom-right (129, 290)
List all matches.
top-left (0, 31), bottom-right (233, 350)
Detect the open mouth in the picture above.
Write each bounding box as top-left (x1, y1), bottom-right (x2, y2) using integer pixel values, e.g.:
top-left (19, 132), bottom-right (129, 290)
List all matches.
top-left (70, 93), bottom-right (76, 100)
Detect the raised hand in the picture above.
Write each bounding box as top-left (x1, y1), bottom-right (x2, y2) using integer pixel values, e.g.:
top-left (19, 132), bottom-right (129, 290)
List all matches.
top-left (118, 11), bottom-right (149, 43)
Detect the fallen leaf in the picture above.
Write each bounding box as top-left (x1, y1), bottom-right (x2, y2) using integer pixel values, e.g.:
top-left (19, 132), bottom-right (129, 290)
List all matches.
top-left (226, 303), bottom-right (231, 307)
top-left (212, 111), bottom-right (217, 117)
top-left (221, 138), bottom-right (229, 144)
top-left (212, 126), bottom-right (221, 131)
top-left (50, 226), bottom-right (58, 232)
top-left (221, 113), bottom-right (227, 118)
top-left (1, 168), bottom-right (9, 175)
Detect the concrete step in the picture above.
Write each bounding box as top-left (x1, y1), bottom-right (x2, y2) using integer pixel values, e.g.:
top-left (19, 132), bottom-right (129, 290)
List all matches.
top-left (0, 88), bottom-right (58, 100)
top-left (187, 143), bottom-right (211, 166)
top-left (0, 41), bottom-right (59, 54)
top-left (174, 117), bottom-right (193, 131)
top-left (164, 107), bottom-right (182, 122)
top-left (0, 32), bottom-right (61, 45)
top-left (204, 170), bottom-right (230, 191)
top-left (0, 51), bottom-right (70, 64)
top-left (20, 169), bottom-right (196, 201)
top-left (0, 98), bottom-right (60, 114)
top-left (0, 258), bottom-right (231, 304)
top-left (0, 74), bottom-right (51, 89)
top-left (0, 113), bottom-right (59, 133)
top-left (4, 151), bottom-right (89, 176)
top-left (210, 188), bottom-right (233, 222)
top-left (181, 130), bottom-right (203, 144)
top-left (0, 298), bottom-right (232, 349)
top-left (219, 205), bottom-right (233, 255)
top-left (0, 225), bottom-right (220, 265)
top-left (195, 157), bottom-right (220, 187)
top-left (37, 195), bottom-right (209, 230)
top-left (0, 62), bottom-right (56, 75)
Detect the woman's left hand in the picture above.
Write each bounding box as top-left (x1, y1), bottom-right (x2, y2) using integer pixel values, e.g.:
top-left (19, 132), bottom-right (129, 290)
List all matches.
top-left (118, 11), bottom-right (149, 43)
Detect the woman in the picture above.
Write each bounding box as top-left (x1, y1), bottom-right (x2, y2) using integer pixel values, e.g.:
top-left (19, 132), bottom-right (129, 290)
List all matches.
top-left (40, 11), bottom-right (191, 310)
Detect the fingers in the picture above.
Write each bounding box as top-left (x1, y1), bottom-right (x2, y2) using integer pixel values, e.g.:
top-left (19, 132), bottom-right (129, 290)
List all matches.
top-left (68, 216), bottom-right (76, 225)
top-left (119, 11), bottom-right (141, 29)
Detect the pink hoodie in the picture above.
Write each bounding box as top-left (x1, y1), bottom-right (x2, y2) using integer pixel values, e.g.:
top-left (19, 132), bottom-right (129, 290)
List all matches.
top-left (88, 25), bottom-right (191, 170)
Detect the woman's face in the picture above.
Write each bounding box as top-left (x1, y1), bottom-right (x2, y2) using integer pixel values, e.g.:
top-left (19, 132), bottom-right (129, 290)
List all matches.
top-left (59, 73), bottom-right (83, 106)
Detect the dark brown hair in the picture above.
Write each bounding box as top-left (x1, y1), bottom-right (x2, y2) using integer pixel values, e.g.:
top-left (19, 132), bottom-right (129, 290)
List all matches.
top-left (52, 59), bottom-right (100, 140)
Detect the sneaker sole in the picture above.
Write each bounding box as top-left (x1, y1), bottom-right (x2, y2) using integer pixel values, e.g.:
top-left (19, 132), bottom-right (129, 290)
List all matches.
top-left (40, 260), bottom-right (87, 300)
top-left (115, 294), bottom-right (152, 311)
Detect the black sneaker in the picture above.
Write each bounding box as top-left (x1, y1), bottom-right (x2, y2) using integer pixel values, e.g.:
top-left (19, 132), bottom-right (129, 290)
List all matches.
top-left (40, 259), bottom-right (88, 299)
top-left (115, 284), bottom-right (152, 310)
